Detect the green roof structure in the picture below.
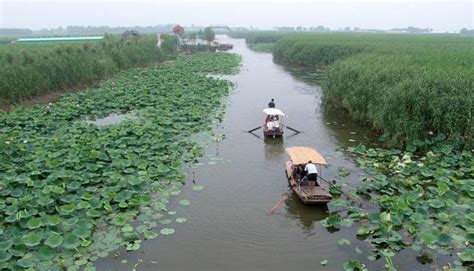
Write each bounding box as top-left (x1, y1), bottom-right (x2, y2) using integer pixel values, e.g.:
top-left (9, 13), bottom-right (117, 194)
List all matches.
top-left (16, 36), bottom-right (104, 44)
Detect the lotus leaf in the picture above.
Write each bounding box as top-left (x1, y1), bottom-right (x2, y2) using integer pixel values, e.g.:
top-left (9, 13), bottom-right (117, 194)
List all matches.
top-left (38, 246), bottom-right (55, 260)
top-left (77, 201), bottom-right (91, 209)
top-left (0, 251), bottom-right (11, 263)
top-left (338, 239), bottom-right (351, 246)
top-left (16, 257), bottom-right (35, 268)
top-left (356, 227), bottom-right (370, 236)
top-left (125, 240), bottom-right (141, 251)
top-left (380, 212), bottom-right (391, 223)
top-left (26, 217), bottom-right (43, 229)
top-left (144, 230), bottom-right (159, 240)
top-left (160, 228), bottom-right (175, 235)
top-left (458, 248), bottom-right (474, 262)
top-left (170, 190), bottom-right (182, 196)
top-left (22, 232), bottom-right (43, 247)
top-left (64, 217), bottom-right (79, 226)
top-left (321, 214), bottom-right (342, 229)
top-left (178, 199), bottom-right (191, 206)
top-left (45, 215), bottom-right (61, 226)
top-left (59, 204), bottom-right (75, 214)
top-left (121, 225), bottom-right (134, 233)
top-left (37, 196), bottom-right (54, 206)
top-left (0, 239), bottom-right (12, 251)
top-left (192, 185), bottom-right (204, 191)
top-left (63, 234), bottom-right (81, 249)
top-left (73, 227), bottom-right (91, 239)
top-left (159, 219), bottom-right (172, 225)
top-left (343, 260), bottom-right (367, 271)
top-left (176, 218), bottom-right (187, 224)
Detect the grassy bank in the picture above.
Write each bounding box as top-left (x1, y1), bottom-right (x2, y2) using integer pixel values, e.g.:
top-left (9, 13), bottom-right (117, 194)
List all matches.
top-left (0, 53), bottom-right (240, 270)
top-left (245, 31), bottom-right (289, 44)
top-left (0, 34), bottom-right (174, 106)
top-left (272, 33), bottom-right (474, 146)
top-left (244, 31), bottom-right (289, 52)
top-left (248, 43), bottom-right (275, 52)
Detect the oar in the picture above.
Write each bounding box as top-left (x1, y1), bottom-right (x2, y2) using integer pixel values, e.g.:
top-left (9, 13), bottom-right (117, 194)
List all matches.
top-left (269, 190), bottom-right (292, 214)
top-left (284, 125), bottom-right (301, 133)
top-left (319, 176), bottom-right (363, 207)
top-left (249, 132), bottom-right (263, 141)
top-left (247, 126), bottom-right (262, 133)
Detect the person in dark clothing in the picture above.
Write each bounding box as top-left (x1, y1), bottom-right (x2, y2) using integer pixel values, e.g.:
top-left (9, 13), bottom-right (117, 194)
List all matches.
top-left (268, 99), bottom-right (275, 108)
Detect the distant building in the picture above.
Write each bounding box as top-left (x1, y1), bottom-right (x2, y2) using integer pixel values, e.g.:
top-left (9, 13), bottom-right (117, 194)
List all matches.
top-left (172, 25), bottom-right (184, 36)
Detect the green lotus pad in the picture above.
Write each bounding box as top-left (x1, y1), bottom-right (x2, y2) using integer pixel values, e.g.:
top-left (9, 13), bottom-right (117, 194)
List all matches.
top-left (160, 228), bottom-right (175, 235)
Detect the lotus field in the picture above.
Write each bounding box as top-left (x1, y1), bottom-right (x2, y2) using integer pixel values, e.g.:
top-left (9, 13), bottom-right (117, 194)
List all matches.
top-left (0, 53), bottom-right (240, 270)
top-left (323, 138), bottom-right (473, 269)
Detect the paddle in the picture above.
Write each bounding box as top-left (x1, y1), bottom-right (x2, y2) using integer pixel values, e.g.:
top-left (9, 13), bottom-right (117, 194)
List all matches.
top-left (269, 190), bottom-right (292, 214)
top-left (283, 125), bottom-right (301, 133)
top-left (247, 126), bottom-right (262, 133)
top-left (248, 132), bottom-right (263, 141)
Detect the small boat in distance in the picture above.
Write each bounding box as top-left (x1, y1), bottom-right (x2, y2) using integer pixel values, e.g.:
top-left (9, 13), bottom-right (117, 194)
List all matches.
top-left (263, 108), bottom-right (285, 138)
top-left (285, 147), bottom-right (333, 204)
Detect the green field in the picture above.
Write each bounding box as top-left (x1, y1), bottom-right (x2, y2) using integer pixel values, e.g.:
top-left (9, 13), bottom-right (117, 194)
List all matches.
top-left (0, 35), bottom-right (175, 106)
top-left (268, 33), bottom-right (474, 146)
top-left (248, 43), bottom-right (274, 52)
top-left (227, 31), bottom-right (287, 52)
top-left (0, 52), bottom-right (240, 270)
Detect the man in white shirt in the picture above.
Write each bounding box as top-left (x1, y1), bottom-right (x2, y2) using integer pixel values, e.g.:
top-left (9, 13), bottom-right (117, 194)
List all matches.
top-left (304, 160), bottom-right (318, 189)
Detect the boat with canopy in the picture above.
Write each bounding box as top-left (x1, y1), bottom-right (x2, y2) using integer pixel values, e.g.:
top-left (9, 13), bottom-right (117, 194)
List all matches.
top-left (263, 108), bottom-right (285, 138)
top-left (285, 147), bottom-right (333, 204)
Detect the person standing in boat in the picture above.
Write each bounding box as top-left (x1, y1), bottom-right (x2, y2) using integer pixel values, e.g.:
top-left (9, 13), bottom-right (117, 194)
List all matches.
top-left (304, 161), bottom-right (318, 189)
top-left (268, 98), bottom-right (275, 108)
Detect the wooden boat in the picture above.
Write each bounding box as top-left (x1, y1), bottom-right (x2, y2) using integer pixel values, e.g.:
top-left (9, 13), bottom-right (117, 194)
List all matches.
top-left (285, 147), bottom-right (333, 204)
top-left (216, 43), bottom-right (233, 51)
top-left (263, 108), bottom-right (285, 138)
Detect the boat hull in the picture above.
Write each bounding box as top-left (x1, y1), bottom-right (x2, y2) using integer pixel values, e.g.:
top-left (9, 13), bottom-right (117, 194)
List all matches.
top-left (285, 161), bottom-right (332, 204)
top-left (263, 127), bottom-right (283, 138)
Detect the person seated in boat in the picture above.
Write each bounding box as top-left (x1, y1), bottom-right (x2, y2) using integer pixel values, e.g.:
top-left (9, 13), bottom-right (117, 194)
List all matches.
top-left (304, 160), bottom-right (318, 189)
top-left (268, 98), bottom-right (275, 108)
top-left (292, 165), bottom-right (302, 180)
top-left (265, 115), bottom-right (272, 124)
top-left (266, 120), bottom-right (274, 130)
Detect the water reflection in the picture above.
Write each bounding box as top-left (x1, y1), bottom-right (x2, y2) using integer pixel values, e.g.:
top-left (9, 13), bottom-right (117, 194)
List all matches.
top-left (321, 106), bottom-right (378, 148)
top-left (280, 64), bottom-right (325, 86)
top-left (263, 137), bottom-right (285, 161)
top-left (285, 195), bottom-right (329, 232)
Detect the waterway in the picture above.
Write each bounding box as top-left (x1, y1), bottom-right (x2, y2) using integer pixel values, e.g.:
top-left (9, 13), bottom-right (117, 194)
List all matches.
top-left (96, 36), bottom-right (435, 271)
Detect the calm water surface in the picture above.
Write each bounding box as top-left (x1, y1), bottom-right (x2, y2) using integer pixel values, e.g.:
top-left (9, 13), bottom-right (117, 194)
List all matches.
top-left (96, 37), bottom-right (438, 271)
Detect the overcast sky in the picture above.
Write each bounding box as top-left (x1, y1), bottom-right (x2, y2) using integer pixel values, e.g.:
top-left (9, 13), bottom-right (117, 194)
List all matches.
top-left (1, 0), bottom-right (472, 31)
